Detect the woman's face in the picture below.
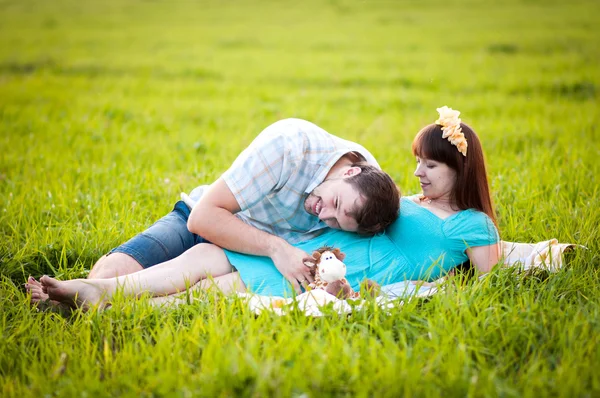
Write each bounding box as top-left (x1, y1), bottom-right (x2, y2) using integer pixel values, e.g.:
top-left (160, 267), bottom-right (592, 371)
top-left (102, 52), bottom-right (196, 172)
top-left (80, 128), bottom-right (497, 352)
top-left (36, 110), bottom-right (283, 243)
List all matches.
top-left (414, 157), bottom-right (457, 201)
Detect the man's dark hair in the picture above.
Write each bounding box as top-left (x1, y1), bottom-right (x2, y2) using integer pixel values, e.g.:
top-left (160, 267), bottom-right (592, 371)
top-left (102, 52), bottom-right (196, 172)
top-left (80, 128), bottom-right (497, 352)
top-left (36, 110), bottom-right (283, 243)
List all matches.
top-left (345, 163), bottom-right (400, 235)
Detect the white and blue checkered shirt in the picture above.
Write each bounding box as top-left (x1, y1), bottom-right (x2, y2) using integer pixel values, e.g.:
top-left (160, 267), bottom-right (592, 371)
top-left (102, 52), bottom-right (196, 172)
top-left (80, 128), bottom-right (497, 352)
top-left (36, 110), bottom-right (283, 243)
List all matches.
top-left (189, 118), bottom-right (380, 244)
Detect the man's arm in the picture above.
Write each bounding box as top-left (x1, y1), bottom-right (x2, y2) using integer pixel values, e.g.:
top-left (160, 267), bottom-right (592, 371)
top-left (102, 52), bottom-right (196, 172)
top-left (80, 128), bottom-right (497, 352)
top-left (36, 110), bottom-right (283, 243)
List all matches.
top-left (187, 178), bottom-right (314, 293)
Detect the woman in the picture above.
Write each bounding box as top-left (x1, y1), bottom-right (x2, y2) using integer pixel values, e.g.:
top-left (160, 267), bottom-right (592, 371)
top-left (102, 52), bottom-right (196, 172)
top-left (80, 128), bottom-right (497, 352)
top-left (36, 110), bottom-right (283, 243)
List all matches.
top-left (32, 107), bottom-right (500, 308)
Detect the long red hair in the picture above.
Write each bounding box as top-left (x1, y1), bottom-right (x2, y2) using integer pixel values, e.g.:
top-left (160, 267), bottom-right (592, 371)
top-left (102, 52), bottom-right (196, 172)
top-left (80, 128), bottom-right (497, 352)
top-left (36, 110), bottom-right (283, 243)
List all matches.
top-left (411, 123), bottom-right (497, 226)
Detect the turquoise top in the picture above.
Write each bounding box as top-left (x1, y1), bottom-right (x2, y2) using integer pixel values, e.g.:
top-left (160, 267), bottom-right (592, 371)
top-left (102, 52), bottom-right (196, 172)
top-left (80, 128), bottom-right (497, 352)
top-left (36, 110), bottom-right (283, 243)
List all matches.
top-left (224, 197), bottom-right (499, 297)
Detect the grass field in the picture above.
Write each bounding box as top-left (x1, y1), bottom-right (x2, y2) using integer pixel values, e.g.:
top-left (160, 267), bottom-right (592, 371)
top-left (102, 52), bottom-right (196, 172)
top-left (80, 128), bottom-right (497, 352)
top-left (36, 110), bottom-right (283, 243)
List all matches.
top-left (1, 0), bottom-right (600, 396)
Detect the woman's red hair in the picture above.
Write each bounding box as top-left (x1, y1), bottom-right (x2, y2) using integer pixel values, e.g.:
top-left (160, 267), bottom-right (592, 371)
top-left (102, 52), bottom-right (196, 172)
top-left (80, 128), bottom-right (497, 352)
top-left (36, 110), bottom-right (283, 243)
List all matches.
top-left (412, 123), bottom-right (497, 226)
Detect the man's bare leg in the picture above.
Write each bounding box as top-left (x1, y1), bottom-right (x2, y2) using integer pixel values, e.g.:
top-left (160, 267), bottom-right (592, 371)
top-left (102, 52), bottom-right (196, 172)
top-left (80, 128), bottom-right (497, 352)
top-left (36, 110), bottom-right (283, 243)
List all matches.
top-left (40, 243), bottom-right (234, 309)
top-left (148, 272), bottom-right (246, 308)
top-left (27, 252), bottom-right (144, 307)
top-left (88, 253), bottom-right (144, 279)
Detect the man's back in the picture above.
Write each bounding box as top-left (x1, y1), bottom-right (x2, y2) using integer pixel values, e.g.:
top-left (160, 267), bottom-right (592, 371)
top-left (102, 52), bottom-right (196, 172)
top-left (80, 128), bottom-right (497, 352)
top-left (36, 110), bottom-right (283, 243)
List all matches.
top-left (190, 118), bottom-right (382, 243)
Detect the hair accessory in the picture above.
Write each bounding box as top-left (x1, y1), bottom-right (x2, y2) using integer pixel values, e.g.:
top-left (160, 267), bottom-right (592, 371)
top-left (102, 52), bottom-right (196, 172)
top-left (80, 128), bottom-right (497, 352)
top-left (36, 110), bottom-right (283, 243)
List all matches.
top-left (435, 106), bottom-right (468, 156)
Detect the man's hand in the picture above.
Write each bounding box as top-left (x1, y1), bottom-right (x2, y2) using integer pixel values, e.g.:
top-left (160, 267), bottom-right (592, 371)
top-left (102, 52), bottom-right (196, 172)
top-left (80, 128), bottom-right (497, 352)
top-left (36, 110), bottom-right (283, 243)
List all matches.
top-left (269, 242), bottom-right (314, 295)
top-left (188, 178), bottom-right (315, 294)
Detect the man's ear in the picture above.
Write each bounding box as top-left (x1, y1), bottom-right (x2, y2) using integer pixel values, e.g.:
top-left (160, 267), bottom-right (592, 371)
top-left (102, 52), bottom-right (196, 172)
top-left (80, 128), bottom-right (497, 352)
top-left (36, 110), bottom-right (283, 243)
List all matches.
top-left (342, 166), bottom-right (362, 178)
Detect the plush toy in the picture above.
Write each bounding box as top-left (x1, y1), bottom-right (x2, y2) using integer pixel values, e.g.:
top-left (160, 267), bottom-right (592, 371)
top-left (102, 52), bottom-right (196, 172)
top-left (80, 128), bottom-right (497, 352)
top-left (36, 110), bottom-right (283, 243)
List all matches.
top-left (303, 246), bottom-right (379, 300)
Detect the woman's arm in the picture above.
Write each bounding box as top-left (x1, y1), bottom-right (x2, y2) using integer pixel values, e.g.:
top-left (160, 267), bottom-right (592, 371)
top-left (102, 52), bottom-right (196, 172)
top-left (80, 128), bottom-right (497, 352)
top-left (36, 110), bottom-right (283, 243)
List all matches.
top-left (466, 243), bottom-right (500, 274)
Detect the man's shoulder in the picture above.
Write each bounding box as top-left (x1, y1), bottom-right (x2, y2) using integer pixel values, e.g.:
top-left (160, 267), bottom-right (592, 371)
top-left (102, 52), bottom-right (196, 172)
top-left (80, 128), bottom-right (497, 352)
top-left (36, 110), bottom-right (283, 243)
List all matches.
top-left (255, 118), bottom-right (378, 167)
top-left (259, 118), bottom-right (333, 141)
top-left (250, 118), bottom-right (337, 158)
top-left (259, 118), bottom-right (366, 151)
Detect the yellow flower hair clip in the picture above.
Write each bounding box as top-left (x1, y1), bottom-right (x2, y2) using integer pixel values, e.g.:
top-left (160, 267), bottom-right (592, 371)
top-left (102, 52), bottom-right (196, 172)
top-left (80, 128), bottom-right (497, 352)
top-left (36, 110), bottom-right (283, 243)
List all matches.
top-left (435, 106), bottom-right (468, 156)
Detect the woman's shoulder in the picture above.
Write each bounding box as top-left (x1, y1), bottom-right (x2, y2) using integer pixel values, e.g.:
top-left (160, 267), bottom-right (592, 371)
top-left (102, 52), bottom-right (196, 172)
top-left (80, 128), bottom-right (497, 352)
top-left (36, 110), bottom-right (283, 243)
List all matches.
top-left (444, 208), bottom-right (496, 230)
top-left (443, 208), bottom-right (499, 245)
top-left (401, 194), bottom-right (422, 204)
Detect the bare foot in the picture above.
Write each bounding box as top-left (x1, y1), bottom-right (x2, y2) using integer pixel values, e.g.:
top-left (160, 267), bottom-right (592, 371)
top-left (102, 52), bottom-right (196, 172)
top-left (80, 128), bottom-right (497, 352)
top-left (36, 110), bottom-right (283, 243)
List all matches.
top-left (26, 276), bottom-right (50, 303)
top-left (25, 276), bottom-right (74, 315)
top-left (40, 275), bottom-right (108, 309)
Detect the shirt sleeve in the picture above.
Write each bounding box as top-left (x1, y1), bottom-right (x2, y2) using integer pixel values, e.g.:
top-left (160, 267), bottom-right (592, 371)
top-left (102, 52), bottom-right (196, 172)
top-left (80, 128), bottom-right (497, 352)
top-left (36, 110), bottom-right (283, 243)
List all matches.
top-left (221, 119), bottom-right (302, 211)
top-left (443, 210), bottom-right (500, 251)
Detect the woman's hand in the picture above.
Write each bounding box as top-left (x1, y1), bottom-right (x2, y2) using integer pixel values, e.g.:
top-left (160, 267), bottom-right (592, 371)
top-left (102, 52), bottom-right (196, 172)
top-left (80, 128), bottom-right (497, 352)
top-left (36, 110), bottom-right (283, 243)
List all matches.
top-left (466, 243), bottom-right (501, 274)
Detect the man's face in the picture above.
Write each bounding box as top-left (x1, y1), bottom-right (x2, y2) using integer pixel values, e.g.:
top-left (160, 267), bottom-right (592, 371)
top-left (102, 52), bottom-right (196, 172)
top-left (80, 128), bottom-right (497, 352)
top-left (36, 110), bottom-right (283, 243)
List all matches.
top-left (304, 178), bottom-right (365, 232)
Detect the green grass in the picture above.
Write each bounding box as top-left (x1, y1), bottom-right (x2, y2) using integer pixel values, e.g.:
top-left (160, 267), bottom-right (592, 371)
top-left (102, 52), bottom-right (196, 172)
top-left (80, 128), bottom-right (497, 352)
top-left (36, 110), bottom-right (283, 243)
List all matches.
top-left (1, 0), bottom-right (599, 396)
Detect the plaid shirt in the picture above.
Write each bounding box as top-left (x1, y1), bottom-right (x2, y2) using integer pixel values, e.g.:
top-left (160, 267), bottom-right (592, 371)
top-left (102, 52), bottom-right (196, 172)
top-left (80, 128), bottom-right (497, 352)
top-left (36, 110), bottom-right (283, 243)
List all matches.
top-left (190, 118), bottom-right (380, 244)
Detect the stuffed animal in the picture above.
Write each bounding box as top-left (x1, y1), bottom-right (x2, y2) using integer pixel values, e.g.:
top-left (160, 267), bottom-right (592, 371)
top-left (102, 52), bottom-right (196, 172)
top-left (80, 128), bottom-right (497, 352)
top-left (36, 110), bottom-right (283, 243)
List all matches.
top-left (303, 246), bottom-right (379, 300)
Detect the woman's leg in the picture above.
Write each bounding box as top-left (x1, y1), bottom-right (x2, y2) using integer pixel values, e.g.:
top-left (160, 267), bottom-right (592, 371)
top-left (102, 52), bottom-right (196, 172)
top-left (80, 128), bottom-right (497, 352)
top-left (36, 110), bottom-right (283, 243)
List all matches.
top-left (40, 243), bottom-right (234, 308)
top-left (148, 272), bottom-right (246, 308)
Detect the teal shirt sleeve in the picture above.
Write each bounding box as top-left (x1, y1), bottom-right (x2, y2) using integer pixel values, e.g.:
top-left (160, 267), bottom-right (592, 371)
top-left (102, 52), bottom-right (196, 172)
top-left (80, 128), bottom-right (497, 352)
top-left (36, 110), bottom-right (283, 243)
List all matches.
top-left (442, 210), bottom-right (499, 253)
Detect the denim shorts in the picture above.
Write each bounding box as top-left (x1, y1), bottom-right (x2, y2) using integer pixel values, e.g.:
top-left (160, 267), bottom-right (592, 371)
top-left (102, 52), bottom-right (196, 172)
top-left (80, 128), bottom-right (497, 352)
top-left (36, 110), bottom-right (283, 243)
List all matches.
top-left (109, 201), bottom-right (210, 268)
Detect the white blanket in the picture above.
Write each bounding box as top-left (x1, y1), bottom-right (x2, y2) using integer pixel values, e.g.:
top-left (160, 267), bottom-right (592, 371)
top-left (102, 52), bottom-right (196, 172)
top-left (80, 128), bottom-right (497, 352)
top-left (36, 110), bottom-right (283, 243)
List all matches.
top-left (235, 239), bottom-right (582, 316)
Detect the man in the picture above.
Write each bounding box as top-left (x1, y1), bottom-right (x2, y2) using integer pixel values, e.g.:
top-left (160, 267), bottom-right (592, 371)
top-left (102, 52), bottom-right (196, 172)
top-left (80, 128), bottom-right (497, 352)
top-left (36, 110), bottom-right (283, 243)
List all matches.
top-left (85, 118), bottom-right (400, 292)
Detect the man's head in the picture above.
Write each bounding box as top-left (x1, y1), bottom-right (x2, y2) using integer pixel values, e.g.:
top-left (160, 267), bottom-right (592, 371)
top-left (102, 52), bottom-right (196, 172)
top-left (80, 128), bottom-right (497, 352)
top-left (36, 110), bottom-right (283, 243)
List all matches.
top-left (304, 162), bottom-right (400, 234)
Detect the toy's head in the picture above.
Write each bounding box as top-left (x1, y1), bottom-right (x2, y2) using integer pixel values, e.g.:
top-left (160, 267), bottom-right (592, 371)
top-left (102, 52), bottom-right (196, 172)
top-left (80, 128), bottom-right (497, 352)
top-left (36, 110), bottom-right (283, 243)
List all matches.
top-left (304, 247), bottom-right (347, 283)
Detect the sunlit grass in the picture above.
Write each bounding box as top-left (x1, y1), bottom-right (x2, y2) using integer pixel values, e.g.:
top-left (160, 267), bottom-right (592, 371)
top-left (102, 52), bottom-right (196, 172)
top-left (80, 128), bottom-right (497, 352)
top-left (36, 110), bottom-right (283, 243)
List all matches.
top-left (1, 0), bottom-right (599, 396)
